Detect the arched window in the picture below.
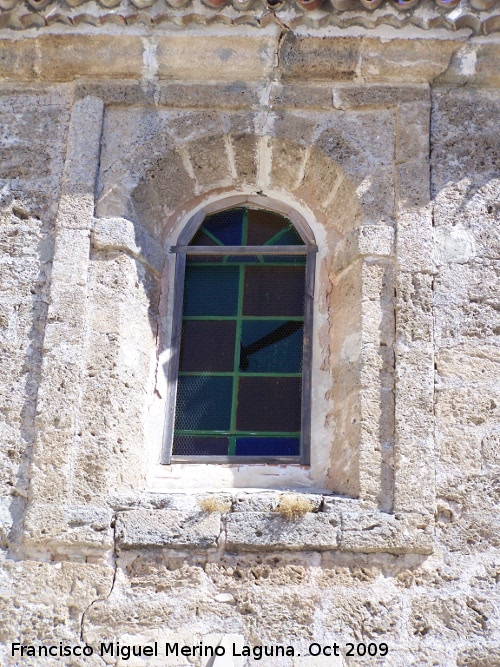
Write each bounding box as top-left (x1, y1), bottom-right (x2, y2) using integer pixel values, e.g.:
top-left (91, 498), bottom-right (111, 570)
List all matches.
top-left (162, 205), bottom-right (317, 465)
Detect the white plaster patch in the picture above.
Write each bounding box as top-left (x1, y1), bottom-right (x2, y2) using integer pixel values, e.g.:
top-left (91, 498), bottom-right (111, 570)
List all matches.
top-left (340, 332), bottom-right (361, 363)
top-left (457, 46), bottom-right (477, 77)
top-left (142, 37), bottom-right (158, 81)
top-left (434, 225), bottom-right (476, 265)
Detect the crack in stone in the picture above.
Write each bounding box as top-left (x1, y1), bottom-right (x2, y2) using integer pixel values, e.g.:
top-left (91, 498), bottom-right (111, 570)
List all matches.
top-left (79, 513), bottom-right (118, 656)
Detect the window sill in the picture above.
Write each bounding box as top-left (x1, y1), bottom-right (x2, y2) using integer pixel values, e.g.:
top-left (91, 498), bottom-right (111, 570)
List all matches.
top-left (115, 493), bottom-right (433, 555)
top-left (170, 456), bottom-right (302, 464)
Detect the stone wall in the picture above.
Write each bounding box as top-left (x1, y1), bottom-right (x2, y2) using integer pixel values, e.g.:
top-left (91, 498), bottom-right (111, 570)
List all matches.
top-left (0, 22), bottom-right (499, 667)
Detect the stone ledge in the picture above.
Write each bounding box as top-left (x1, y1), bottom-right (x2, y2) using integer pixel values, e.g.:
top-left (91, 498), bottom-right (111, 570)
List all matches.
top-left (113, 500), bottom-right (433, 555)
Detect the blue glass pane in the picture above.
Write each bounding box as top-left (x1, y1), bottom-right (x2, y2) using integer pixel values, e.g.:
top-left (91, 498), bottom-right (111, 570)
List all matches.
top-left (202, 209), bottom-right (244, 246)
top-left (240, 320), bottom-right (303, 373)
top-left (183, 265), bottom-right (239, 316)
top-left (235, 438), bottom-right (300, 456)
top-left (175, 376), bottom-right (233, 431)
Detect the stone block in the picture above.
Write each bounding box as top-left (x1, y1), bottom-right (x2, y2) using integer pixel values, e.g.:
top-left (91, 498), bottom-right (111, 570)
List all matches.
top-left (130, 148), bottom-right (196, 240)
top-left (280, 35), bottom-right (360, 81)
top-left (225, 511), bottom-right (339, 551)
top-left (37, 36), bottom-right (144, 81)
top-left (23, 504), bottom-right (114, 553)
top-left (116, 509), bottom-right (221, 549)
top-left (436, 344), bottom-right (499, 385)
top-left (188, 134), bottom-right (231, 189)
top-left (396, 271), bottom-right (433, 346)
top-left (0, 39), bottom-right (37, 80)
top-left (340, 511), bottom-right (433, 554)
top-left (269, 138), bottom-right (307, 192)
top-left (333, 83), bottom-right (429, 109)
top-left (61, 96), bottom-right (104, 202)
top-left (157, 81), bottom-right (259, 109)
top-left (396, 208), bottom-right (434, 274)
top-left (271, 83), bottom-right (333, 110)
top-left (436, 43), bottom-right (500, 88)
top-left (230, 133), bottom-right (258, 186)
top-left (361, 39), bottom-right (457, 83)
top-left (1, 560), bottom-right (113, 647)
top-left (396, 102), bottom-right (430, 164)
top-left (396, 160), bottom-right (431, 211)
top-left (156, 35), bottom-right (275, 81)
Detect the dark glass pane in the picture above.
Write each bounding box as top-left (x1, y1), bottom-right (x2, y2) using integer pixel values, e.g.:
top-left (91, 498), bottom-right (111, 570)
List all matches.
top-left (175, 376), bottom-right (233, 431)
top-left (183, 265), bottom-right (239, 316)
top-left (272, 226), bottom-right (305, 245)
top-left (190, 230), bottom-right (220, 246)
top-left (179, 320), bottom-right (236, 372)
top-left (186, 255), bottom-right (224, 264)
top-left (243, 266), bottom-right (306, 317)
top-left (173, 436), bottom-right (229, 456)
top-left (263, 255), bottom-right (306, 264)
top-left (202, 209), bottom-right (244, 246)
top-left (235, 437), bottom-right (300, 456)
top-left (236, 377), bottom-right (301, 432)
top-left (240, 320), bottom-right (303, 373)
top-left (246, 209), bottom-right (290, 245)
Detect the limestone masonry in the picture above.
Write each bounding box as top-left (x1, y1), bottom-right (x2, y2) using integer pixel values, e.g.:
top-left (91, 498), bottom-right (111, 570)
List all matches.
top-left (0, 4), bottom-right (499, 665)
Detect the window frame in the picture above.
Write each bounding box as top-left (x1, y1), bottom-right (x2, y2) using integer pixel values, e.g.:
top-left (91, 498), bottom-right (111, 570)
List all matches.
top-left (161, 198), bottom-right (317, 466)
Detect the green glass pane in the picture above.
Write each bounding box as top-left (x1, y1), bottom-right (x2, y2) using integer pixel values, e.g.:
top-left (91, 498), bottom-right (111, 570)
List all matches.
top-left (240, 320), bottom-right (303, 373)
top-left (175, 376), bottom-right (233, 431)
top-left (271, 226), bottom-right (305, 245)
top-left (183, 265), bottom-right (239, 316)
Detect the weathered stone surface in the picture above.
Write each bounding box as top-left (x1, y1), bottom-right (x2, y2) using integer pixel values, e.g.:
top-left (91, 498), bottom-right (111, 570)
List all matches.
top-left (20, 36), bottom-right (143, 82)
top-left (156, 35), bottom-right (276, 81)
top-left (340, 511), bottom-right (433, 554)
top-left (280, 35), bottom-right (361, 81)
top-left (116, 510), bottom-right (222, 549)
top-left (23, 504), bottom-right (113, 553)
top-left (361, 38), bottom-right (457, 83)
top-left (225, 512), bottom-right (340, 551)
top-left (93, 217), bottom-right (165, 276)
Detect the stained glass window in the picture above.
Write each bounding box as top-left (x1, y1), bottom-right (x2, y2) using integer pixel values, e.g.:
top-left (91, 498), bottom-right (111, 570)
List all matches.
top-left (164, 206), bottom-right (316, 463)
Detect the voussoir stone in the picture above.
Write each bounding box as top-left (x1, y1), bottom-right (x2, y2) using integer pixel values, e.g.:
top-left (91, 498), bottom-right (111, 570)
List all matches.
top-left (225, 512), bottom-right (340, 551)
top-left (116, 509), bottom-right (222, 549)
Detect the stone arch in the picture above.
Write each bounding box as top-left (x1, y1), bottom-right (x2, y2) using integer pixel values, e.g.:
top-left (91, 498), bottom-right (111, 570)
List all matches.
top-left (96, 129), bottom-right (365, 246)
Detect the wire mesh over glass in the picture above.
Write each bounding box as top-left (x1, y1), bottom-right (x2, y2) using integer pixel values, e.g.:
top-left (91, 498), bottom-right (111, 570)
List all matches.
top-left (172, 208), bottom-right (307, 459)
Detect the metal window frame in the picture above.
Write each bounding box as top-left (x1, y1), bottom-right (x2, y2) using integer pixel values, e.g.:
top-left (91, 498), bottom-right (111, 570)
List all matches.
top-left (161, 197), bottom-right (317, 466)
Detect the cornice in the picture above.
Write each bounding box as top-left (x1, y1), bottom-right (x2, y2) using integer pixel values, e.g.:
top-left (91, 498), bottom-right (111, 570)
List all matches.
top-left (0, 0), bottom-right (499, 33)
